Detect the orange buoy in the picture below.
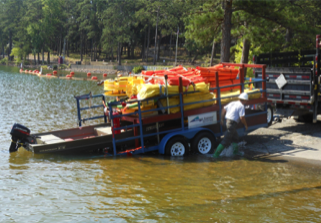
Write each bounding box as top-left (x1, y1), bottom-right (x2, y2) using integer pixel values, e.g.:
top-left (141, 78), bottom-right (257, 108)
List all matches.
top-left (91, 76), bottom-right (97, 80)
top-left (19, 69), bottom-right (23, 72)
top-left (87, 72), bottom-right (91, 77)
top-left (46, 73), bottom-right (52, 76)
top-left (70, 71), bottom-right (75, 76)
top-left (53, 71), bottom-right (58, 75)
top-left (103, 73), bottom-right (107, 77)
top-left (66, 74), bottom-right (72, 78)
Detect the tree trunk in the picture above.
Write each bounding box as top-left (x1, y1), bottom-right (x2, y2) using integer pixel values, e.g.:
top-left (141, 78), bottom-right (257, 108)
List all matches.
top-left (94, 42), bottom-right (97, 61)
top-left (67, 39), bottom-right (69, 57)
top-left (47, 51), bottom-right (50, 64)
top-left (34, 54), bottom-right (36, 65)
top-left (210, 38), bottom-right (216, 66)
top-left (143, 30), bottom-right (146, 61)
top-left (157, 34), bottom-right (161, 61)
top-left (42, 46), bottom-right (44, 64)
top-left (128, 44), bottom-right (131, 59)
top-left (146, 24), bottom-right (150, 63)
top-left (241, 38), bottom-right (251, 76)
top-left (111, 45), bottom-right (114, 61)
top-left (191, 52), bottom-right (198, 64)
top-left (131, 42), bottom-right (135, 59)
top-left (220, 0), bottom-right (233, 62)
top-left (80, 34), bottom-right (83, 61)
top-left (8, 31), bottom-right (12, 60)
top-left (98, 43), bottom-right (101, 58)
top-left (37, 52), bottom-right (40, 64)
top-left (169, 32), bottom-right (172, 60)
top-left (153, 9), bottom-right (159, 65)
top-left (118, 42), bottom-right (121, 66)
top-left (284, 28), bottom-right (292, 49)
top-left (59, 33), bottom-right (62, 56)
top-left (90, 39), bottom-right (93, 61)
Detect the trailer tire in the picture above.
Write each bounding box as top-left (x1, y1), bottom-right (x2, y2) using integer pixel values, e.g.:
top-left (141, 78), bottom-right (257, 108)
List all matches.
top-left (191, 132), bottom-right (215, 154)
top-left (165, 136), bottom-right (188, 157)
top-left (267, 105), bottom-right (273, 126)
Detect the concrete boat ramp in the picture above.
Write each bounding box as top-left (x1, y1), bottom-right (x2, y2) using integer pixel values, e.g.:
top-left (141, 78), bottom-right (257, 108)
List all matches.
top-left (242, 116), bottom-right (321, 163)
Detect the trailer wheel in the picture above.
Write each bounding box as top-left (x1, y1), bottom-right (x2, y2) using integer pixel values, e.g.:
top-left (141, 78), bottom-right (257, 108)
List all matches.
top-left (267, 105), bottom-right (273, 126)
top-left (165, 136), bottom-right (188, 156)
top-left (191, 132), bottom-right (215, 154)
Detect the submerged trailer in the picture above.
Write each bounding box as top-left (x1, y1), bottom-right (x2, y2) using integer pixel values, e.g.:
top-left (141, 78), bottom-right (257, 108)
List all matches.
top-left (253, 35), bottom-right (321, 123)
top-left (9, 63), bottom-right (269, 156)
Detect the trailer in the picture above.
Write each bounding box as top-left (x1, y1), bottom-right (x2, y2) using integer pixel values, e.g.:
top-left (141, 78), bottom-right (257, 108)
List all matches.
top-left (253, 35), bottom-right (321, 124)
top-left (9, 63), bottom-right (269, 156)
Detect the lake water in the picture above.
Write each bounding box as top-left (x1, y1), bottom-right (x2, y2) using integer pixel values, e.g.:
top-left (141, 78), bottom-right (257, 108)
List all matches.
top-left (1, 66), bottom-right (321, 222)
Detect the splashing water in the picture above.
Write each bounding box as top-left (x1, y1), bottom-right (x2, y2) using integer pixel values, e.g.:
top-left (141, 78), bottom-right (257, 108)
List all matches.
top-left (220, 141), bottom-right (247, 157)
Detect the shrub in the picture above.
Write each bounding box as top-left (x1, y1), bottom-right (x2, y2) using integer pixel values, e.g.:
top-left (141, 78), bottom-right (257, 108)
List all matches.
top-left (132, 66), bottom-right (145, 74)
top-left (53, 65), bottom-right (58, 70)
top-left (24, 61), bottom-right (30, 65)
top-left (0, 57), bottom-right (8, 65)
top-left (15, 58), bottom-right (22, 66)
top-left (59, 64), bottom-right (68, 69)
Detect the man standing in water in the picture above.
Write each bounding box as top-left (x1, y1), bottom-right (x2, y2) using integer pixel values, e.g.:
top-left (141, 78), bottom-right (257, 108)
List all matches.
top-left (213, 92), bottom-right (249, 158)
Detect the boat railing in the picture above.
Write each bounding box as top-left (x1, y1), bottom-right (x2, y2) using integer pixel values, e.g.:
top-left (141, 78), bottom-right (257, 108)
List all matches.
top-left (74, 92), bottom-right (107, 127)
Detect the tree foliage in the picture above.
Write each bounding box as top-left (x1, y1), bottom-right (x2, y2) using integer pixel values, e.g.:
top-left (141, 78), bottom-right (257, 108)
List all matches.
top-left (0, 0), bottom-right (319, 65)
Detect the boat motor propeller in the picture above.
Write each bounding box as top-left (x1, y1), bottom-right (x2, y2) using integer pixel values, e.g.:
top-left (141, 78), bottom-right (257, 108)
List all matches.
top-left (9, 123), bottom-right (36, 152)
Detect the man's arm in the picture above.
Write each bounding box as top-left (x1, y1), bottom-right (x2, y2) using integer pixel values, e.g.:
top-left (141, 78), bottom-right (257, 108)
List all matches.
top-left (220, 108), bottom-right (226, 125)
top-left (240, 116), bottom-right (248, 131)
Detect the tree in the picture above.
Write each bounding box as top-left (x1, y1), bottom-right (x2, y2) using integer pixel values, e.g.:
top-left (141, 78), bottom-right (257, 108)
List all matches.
top-left (101, 0), bottom-right (136, 66)
top-left (136, 0), bottom-right (185, 64)
top-left (186, 0), bottom-right (321, 66)
top-left (0, 0), bottom-right (24, 60)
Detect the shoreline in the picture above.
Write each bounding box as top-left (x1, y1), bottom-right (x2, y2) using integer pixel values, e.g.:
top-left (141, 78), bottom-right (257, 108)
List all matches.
top-left (5, 63), bottom-right (130, 76)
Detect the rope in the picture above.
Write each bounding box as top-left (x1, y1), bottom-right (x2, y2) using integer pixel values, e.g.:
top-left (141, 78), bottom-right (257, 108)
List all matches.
top-left (11, 140), bottom-right (23, 145)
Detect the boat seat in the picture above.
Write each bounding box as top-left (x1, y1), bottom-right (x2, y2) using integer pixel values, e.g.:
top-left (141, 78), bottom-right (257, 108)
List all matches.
top-left (38, 134), bottom-right (65, 144)
top-left (95, 127), bottom-right (112, 136)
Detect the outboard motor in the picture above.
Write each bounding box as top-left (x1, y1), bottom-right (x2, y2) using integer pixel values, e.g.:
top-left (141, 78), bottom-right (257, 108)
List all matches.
top-left (9, 123), bottom-right (36, 152)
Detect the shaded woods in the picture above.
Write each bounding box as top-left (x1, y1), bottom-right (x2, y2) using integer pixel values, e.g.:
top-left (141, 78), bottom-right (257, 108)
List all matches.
top-left (0, 0), bottom-right (320, 66)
